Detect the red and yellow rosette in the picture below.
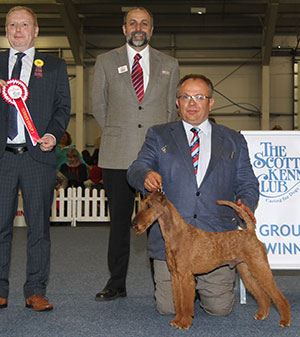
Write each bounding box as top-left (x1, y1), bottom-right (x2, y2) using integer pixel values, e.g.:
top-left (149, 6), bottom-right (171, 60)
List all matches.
top-left (1, 79), bottom-right (39, 146)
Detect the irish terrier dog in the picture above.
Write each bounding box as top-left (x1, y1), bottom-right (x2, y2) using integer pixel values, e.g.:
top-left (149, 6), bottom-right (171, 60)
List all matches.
top-left (132, 190), bottom-right (291, 329)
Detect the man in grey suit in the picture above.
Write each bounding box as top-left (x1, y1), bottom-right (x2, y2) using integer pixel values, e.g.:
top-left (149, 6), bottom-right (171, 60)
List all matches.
top-left (92, 7), bottom-right (179, 301)
top-left (0, 6), bottom-right (70, 311)
top-left (127, 74), bottom-right (259, 316)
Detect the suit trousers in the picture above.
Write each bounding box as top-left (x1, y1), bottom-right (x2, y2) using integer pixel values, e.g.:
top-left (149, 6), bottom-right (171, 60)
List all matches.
top-left (102, 168), bottom-right (135, 291)
top-left (153, 259), bottom-right (236, 316)
top-left (0, 150), bottom-right (56, 299)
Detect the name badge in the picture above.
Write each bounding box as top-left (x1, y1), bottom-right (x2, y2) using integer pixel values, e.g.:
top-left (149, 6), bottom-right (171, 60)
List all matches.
top-left (118, 65), bottom-right (128, 74)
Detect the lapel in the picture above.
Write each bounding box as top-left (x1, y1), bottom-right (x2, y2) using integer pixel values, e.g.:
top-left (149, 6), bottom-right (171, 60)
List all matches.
top-left (170, 121), bottom-right (197, 183)
top-left (28, 51), bottom-right (47, 90)
top-left (143, 46), bottom-right (160, 101)
top-left (201, 122), bottom-right (224, 184)
top-left (0, 51), bottom-right (9, 81)
top-left (116, 45), bottom-right (138, 99)
top-left (0, 51), bottom-right (9, 116)
top-left (116, 45), bottom-right (161, 103)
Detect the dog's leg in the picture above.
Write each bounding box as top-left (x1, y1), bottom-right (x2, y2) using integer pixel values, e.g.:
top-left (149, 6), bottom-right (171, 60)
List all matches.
top-left (245, 258), bottom-right (291, 327)
top-left (170, 272), bottom-right (195, 329)
top-left (237, 262), bottom-right (271, 320)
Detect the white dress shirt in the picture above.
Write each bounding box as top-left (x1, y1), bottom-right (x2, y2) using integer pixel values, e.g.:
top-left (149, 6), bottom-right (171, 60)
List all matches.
top-left (126, 44), bottom-right (150, 92)
top-left (7, 47), bottom-right (35, 144)
top-left (182, 119), bottom-right (212, 187)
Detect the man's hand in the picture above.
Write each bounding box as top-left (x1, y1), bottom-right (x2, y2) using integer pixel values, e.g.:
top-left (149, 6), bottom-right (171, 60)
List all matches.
top-left (37, 135), bottom-right (56, 152)
top-left (144, 171), bottom-right (162, 192)
top-left (236, 199), bottom-right (257, 224)
top-left (0, 79), bottom-right (8, 87)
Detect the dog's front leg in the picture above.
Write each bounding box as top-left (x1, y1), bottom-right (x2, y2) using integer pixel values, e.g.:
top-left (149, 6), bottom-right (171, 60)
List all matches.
top-left (170, 272), bottom-right (195, 329)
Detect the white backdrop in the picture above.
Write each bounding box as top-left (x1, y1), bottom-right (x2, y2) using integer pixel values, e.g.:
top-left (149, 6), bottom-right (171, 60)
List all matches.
top-left (242, 131), bottom-right (300, 269)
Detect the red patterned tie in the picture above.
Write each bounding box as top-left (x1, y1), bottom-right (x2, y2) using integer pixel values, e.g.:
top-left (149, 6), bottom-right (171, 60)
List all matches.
top-left (131, 53), bottom-right (144, 101)
top-left (190, 127), bottom-right (200, 174)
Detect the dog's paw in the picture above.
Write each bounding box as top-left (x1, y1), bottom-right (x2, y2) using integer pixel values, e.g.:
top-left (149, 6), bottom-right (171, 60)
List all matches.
top-left (278, 319), bottom-right (291, 327)
top-left (254, 313), bottom-right (268, 321)
top-left (170, 317), bottom-right (192, 329)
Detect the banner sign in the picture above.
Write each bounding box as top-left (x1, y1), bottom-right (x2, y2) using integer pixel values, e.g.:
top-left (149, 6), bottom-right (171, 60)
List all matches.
top-left (242, 131), bottom-right (300, 269)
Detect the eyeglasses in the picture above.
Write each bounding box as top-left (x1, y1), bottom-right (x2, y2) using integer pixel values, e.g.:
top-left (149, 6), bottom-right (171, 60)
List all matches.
top-left (177, 94), bottom-right (211, 103)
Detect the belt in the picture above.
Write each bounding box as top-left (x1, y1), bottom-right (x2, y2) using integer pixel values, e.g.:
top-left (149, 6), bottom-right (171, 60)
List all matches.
top-left (5, 145), bottom-right (28, 155)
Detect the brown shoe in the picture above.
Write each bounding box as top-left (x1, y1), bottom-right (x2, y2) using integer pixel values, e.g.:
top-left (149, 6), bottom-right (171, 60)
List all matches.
top-left (0, 297), bottom-right (8, 308)
top-left (25, 295), bottom-right (53, 311)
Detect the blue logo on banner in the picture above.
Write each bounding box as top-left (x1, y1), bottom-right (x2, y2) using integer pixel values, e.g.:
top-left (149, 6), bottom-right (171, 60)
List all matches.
top-left (252, 141), bottom-right (300, 202)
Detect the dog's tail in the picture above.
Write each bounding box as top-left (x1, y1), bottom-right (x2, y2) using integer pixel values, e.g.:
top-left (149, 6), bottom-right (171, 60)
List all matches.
top-left (216, 200), bottom-right (256, 231)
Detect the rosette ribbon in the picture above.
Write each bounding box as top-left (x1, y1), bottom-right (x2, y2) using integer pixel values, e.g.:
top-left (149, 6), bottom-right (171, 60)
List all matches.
top-left (1, 79), bottom-right (39, 146)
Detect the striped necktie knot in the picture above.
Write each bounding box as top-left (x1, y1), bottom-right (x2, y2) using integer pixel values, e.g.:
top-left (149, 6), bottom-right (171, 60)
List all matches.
top-left (190, 127), bottom-right (200, 175)
top-left (11, 52), bottom-right (26, 79)
top-left (131, 53), bottom-right (144, 102)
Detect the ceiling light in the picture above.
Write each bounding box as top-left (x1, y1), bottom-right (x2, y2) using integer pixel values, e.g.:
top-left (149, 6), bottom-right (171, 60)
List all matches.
top-left (191, 7), bottom-right (206, 15)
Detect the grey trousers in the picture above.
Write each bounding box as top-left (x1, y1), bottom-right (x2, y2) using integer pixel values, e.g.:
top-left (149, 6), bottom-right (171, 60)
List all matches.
top-left (153, 259), bottom-right (236, 316)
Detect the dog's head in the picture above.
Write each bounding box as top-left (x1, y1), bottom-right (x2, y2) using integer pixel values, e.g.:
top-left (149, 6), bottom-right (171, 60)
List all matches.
top-left (132, 190), bottom-right (166, 235)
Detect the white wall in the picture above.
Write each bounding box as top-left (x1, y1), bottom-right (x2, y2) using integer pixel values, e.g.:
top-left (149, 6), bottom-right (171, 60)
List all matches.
top-left (61, 31), bottom-right (295, 151)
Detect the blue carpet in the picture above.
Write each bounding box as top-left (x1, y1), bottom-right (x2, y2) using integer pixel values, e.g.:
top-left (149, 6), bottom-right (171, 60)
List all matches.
top-left (0, 226), bottom-right (299, 337)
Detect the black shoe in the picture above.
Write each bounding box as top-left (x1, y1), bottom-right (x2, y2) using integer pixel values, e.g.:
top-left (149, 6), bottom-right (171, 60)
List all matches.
top-left (95, 288), bottom-right (127, 302)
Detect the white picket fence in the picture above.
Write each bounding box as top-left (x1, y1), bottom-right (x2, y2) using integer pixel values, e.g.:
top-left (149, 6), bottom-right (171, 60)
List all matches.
top-left (14, 187), bottom-right (141, 227)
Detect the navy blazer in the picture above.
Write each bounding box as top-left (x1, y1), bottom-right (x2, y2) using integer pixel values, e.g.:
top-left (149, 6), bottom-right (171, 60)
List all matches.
top-left (0, 50), bottom-right (70, 166)
top-left (127, 120), bottom-right (259, 260)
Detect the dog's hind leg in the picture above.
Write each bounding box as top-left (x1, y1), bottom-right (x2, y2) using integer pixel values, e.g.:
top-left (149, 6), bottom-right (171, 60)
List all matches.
top-left (237, 262), bottom-right (271, 320)
top-left (170, 272), bottom-right (195, 329)
top-left (245, 258), bottom-right (291, 327)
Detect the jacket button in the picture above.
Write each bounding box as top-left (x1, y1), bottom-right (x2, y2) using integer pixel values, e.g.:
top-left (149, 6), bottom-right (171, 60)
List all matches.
top-left (138, 106), bottom-right (143, 110)
top-left (193, 214), bottom-right (197, 219)
top-left (138, 124), bottom-right (142, 128)
top-left (196, 192), bottom-right (200, 196)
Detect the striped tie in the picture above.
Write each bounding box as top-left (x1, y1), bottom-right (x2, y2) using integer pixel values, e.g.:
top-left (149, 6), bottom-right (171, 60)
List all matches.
top-left (190, 127), bottom-right (200, 174)
top-left (131, 53), bottom-right (144, 101)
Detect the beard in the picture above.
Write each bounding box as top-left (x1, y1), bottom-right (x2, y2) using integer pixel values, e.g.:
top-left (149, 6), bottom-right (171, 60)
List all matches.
top-left (126, 30), bottom-right (151, 47)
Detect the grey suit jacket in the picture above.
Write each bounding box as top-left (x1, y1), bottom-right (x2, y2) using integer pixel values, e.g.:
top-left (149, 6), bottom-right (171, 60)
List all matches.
top-left (127, 120), bottom-right (259, 260)
top-left (0, 50), bottom-right (71, 166)
top-left (92, 45), bottom-right (180, 170)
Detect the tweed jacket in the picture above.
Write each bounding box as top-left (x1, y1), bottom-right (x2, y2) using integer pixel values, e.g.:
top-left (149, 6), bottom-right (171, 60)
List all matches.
top-left (127, 120), bottom-right (259, 260)
top-left (92, 45), bottom-right (180, 170)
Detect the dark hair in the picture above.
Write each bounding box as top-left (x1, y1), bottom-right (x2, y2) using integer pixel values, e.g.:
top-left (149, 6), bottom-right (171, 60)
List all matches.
top-left (176, 74), bottom-right (214, 98)
top-left (64, 131), bottom-right (72, 146)
top-left (271, 125), bottom-right (283, 130)
top-left (123, 7), bottom-right (154, 27)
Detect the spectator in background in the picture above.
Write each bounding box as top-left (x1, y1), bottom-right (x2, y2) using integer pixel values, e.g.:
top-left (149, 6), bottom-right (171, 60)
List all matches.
top-left (84, 165), bottom-right (104, 191)
top-left (92, 7), bottom-right (179, 302)
top-left (56, 131), bottom-right (86, 170)
top-left (60, 148), bottom-right (87, 188)
top-left (55, 170), bottom-right (67, 191)
top-left (82, 136), bottom-right (101, 166)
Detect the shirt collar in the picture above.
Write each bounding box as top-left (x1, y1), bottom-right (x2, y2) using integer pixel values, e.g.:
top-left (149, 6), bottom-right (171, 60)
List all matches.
top-left (182, 118), bottom-right (211, 136)
top-left (126, 43), bottom-right (149, 61)
top-left (9, 46), bottom-right (35, 61)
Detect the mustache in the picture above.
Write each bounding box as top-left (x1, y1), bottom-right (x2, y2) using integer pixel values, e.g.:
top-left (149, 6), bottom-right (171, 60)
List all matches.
top-left (130, 31), bottom-right (147, 38)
